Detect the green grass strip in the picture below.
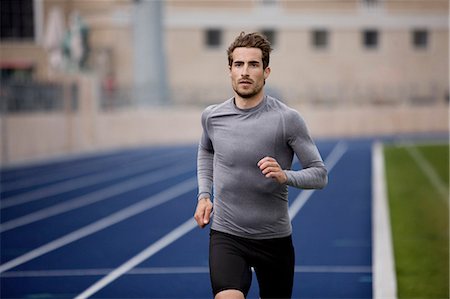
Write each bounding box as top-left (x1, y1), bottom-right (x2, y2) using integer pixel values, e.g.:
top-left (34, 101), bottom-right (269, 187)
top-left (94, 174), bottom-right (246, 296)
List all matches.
top-left (384, 143), bottom-right (449, 298)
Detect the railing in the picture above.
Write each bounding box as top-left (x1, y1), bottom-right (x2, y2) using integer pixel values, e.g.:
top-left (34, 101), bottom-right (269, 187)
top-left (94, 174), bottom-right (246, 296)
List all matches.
top-left (0, 80), bottom-right (78, 113)
top-left (0, 79), bottom-right (168, 113)
top-left (0, 79), bottom-right (447, 114)
top-left (168, 83), bottom-right (448, 108)
top-left (99, 85), bottom-right (135, 110)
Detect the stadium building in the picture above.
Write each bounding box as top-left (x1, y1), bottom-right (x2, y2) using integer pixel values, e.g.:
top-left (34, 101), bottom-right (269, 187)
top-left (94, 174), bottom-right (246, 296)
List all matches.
top-left (0, 0), bottom-right (448, 163)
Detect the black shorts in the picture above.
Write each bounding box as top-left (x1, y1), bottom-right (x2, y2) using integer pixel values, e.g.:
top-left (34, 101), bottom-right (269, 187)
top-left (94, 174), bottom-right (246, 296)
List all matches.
top-left (209, 229), bottom-right (295, 298)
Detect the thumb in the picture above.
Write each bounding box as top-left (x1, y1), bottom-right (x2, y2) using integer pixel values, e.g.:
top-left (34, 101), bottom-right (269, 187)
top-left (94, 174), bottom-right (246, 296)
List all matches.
top-left (203, 205), bottom-right (212, 224)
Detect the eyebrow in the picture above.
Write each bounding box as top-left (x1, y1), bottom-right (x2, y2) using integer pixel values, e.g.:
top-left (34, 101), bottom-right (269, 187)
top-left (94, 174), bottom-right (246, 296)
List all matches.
top-left (233, 60), bottom-right (260, 64)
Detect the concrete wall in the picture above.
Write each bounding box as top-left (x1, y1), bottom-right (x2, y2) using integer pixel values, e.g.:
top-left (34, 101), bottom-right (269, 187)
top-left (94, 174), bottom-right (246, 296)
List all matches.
top-left (1, 91), bottom-right (447, 166)
top-left (298, 104), bottom-right (448, 137)
top-left (1, 0), bottom-right (448, 166)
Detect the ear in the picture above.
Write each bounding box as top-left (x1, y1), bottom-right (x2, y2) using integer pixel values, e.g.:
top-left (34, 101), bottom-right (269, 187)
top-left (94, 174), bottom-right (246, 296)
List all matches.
top-left (264, 66), bottom-right (271, 79)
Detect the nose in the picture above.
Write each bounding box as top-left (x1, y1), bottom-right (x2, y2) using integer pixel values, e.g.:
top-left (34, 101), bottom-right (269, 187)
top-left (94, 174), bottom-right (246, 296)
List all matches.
top-left (241, 65), bottom-right (249, 77)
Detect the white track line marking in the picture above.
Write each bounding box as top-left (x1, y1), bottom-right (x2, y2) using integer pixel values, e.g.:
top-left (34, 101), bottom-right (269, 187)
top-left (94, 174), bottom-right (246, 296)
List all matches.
top-left (74, 218), bottom-right (198, 299)
top-left (0, 163), bottom-right (194, 232)
top-left (372, 142), bottom-right (397, 299)
top-left (289, 141), bottom-right (348, 219)
top-left (1, 265), bottom-right (372, 278)
top-left (0, 177), bottom-right (197, 273)
top-left (1, 151), bottom-right (187, 209)
top-left (295, 265), bottom-right (372, 273)
top-left (1, 150), bottom-right (152, 191)
top-left (74, 141), bottom-right (348, 298)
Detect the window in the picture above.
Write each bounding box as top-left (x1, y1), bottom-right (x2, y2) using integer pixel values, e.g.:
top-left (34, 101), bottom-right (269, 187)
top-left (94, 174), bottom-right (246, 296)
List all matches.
top-left (0, 0), bottom-right (34, 40)
top-left (205, 29), bottom-right (222, 48)
top-left (261, 29), bottom-right (276, 46)
top-left (412, 29), bottom-right (428, 49)
top-left (312, 29), bottom-right (329, 49)
top-left (261, 0), bottom-right (277, 5)
top-left (363, 29), bottom-right (379, 49)
top-left (361, 0), bottom-right (379, 7)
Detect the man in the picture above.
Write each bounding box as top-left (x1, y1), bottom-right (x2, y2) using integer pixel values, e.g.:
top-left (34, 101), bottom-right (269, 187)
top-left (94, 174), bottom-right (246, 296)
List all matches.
top-left (194, 32), bottom-right (328, 299)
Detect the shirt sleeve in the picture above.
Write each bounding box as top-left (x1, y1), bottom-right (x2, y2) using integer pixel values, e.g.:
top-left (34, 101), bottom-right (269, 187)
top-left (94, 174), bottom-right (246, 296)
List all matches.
top-left (284, 109), bottom-right (328, 189)
top-left (197, 107), bottom-right (214, 199)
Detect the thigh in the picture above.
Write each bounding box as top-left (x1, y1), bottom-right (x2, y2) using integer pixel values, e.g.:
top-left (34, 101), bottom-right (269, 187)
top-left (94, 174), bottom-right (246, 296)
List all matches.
top-left (209, 230), bottom-right (253, 297)
top-left (252, 236), bottom-right (295, 299)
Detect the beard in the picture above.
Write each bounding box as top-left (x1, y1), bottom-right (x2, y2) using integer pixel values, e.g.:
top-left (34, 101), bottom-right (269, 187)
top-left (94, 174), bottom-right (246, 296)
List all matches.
top-left (233, 80), bottom-right (265, 99)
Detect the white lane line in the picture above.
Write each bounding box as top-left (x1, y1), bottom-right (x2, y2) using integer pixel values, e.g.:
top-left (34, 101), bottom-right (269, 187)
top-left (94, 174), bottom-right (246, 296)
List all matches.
top-left (289, 141), bottom-right (348, 219)
top-left (1, 150), bottom-right (151, 191)
top-left (1, 151), bottom-right (187, 209)
top-left (72, 141), bottom-right (349, 298)
top-left (74, 217), bottom-right (199, 299)
top-left (0, 163), bottom-right (194, 233)
top-left (0, 177), bottom-right (198, 274)
top-left (295, 265), bottom-right (372, 273)
top-left (1, 265), bottom-right (372, 278)
top-left (372, 142), bottom-right (397, 299)
top-left (404, 144), bottom-right (449, 202)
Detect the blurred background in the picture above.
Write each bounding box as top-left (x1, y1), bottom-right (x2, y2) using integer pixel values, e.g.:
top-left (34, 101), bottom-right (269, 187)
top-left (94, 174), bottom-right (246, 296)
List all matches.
top-left (0, 0), bottom-right (448, 165)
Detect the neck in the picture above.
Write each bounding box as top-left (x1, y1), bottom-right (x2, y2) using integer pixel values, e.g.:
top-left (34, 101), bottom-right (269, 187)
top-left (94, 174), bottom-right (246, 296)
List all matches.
top-left (234, 93), bottom-right (264, 110)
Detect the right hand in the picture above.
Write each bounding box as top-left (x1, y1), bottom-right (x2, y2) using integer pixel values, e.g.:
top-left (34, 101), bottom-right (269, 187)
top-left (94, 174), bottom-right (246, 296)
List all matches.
top-left (194, 197), bottom-right (213, 228)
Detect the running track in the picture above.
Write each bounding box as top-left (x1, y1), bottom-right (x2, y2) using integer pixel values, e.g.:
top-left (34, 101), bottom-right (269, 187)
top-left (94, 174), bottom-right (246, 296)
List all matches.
top-left (1, 139), bottom-right (375, 298)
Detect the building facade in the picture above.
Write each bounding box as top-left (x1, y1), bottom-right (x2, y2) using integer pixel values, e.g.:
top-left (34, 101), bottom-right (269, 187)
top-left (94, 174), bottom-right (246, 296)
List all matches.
top-left (0, 0), bottom-right (448, 107)
top-left (165, 0), bottom-right (449, 106)
top-left (0, 0), bottom-right (448, 164)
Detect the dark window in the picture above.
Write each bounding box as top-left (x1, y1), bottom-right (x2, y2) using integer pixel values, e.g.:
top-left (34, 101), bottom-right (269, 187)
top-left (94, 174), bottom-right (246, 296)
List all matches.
top-left (361, 0), bottom-right (379, 7)
top-left (312, 29), bottom-right (329, 49)
top-left (261, 0), bottom-right (277, 5)
top-left (261, 29), bottom-right (276, 46)
top-left (0, 0), bottom-right (34, 40)
top-left (205, 29), bottom-right (222, 48)
top-left (363, 29), bottom-right (379, 49)
top-left (412, 29), bottom-right (428, 49)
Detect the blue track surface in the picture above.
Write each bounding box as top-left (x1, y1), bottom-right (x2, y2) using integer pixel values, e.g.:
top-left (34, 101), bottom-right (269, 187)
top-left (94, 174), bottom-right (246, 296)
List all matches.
top-left (1, 139), bottom-right (376, 298)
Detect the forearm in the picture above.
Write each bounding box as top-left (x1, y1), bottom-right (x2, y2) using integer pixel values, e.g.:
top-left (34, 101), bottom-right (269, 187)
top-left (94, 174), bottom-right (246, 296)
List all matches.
top-left (197, 145), bottom-right (214, 199)
top-left (284, 165), bottom-right (328, 189)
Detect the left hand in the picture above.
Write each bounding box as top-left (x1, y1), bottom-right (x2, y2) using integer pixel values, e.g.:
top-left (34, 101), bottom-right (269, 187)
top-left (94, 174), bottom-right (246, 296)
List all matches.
top-left (257, 156), bottom-right (287, 184)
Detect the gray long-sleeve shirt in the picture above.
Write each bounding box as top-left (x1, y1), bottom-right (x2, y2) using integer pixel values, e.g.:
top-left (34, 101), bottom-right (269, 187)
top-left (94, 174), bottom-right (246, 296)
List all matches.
top-left (197, 95), bottom-right (327, 239)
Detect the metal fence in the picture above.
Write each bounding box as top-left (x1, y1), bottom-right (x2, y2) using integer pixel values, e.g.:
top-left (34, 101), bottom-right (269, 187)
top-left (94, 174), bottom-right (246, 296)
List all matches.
top-left (0, 81), bottom-right (78, 113)
top-left (1, 79), bottom-right (448, 113)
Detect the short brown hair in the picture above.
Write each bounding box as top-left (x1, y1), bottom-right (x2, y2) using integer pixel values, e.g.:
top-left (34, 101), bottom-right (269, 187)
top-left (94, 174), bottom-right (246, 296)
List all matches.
top-left (227, 32), bottom-right (273, 70)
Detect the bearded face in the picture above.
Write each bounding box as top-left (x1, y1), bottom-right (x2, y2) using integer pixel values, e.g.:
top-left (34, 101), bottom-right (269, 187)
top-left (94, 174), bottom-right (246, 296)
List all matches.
top-left (229, 47), bottom-right (270, 104)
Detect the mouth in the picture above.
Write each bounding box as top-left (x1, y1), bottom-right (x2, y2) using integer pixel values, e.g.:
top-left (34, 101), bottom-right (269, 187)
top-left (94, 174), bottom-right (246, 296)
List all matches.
top-left (239, 80), bottom-right (253, 85)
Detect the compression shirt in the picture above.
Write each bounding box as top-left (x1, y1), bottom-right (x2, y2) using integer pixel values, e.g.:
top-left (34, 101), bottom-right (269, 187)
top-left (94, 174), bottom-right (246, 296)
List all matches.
top-left (197, 95), bottom-right (327, 239)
